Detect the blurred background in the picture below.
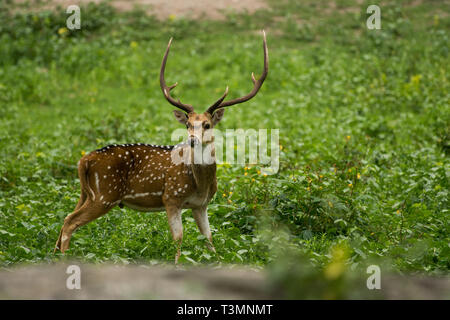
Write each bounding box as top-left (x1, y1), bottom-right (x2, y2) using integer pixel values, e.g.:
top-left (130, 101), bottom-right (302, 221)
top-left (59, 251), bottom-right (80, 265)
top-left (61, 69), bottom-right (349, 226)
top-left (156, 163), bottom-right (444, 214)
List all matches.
top-left (0, 0), bottom-right (448, 299)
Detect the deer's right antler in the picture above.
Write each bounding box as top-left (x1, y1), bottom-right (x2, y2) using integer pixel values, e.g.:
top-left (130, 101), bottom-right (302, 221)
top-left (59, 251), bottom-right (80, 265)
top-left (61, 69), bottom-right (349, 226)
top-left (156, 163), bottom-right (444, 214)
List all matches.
top-left (160, 37), bottom-right (194, 114)
top-left (206, 30), bottom-right (269, 115)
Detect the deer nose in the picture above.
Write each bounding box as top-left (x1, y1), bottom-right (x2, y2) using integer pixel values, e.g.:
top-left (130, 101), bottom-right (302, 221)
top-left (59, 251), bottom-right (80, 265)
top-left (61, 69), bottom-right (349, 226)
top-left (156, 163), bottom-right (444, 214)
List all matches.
top-left (188, 135), bottom-right (200, 147)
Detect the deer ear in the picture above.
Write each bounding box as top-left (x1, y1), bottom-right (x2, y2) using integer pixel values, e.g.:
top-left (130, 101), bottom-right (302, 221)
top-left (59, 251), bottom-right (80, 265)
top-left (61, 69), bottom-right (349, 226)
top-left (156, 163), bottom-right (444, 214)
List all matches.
top-left (212, 108), bottom-right (225, 126)
top-left (173, 110), bottom-right (188, 124)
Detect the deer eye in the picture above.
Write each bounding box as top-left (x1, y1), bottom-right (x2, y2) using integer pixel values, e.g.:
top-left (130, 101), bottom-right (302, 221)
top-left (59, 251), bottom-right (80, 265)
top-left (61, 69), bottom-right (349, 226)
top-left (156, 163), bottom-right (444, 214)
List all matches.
top-left (204, 123), bottom-right (210, 129)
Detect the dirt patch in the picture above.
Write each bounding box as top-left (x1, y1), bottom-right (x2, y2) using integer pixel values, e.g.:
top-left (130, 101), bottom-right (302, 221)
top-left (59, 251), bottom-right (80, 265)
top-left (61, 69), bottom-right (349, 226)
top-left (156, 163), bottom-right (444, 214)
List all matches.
top-left (0, 263), bottom-right (269, 299)
top-left (0, 263), bottom-right (449, 299)
top-left (14, 0), bottom-right (269, 20)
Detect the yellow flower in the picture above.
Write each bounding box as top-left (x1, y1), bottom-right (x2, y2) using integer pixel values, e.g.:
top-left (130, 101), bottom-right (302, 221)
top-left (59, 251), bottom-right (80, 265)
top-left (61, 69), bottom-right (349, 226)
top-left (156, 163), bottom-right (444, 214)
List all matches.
top-left (357, 173), bottom-right (361, 179)
top-left (263, 174), bottom-right (267, 177)
top-left (169, 14), bottom-right (176, 21)
top-left (324, 261), bottom-right (345, 280)
top-left (279, 145), bottom-right (283, 150)
top-left (227, 199), bottom-right (232, 204)
top-left (411, 74), bottom-right (422, 85)
top-left (319, 186), bottom-right (323, 190)
top-left (244, 172), bottom-right (248, 176)
top-left (130, 41), bottom-right (138, 49)
top-left (81, 150), bottom-right (86, 156)
top-left (348, 168), bottom-right (352, 173)
top-left (306, 187), bottom-right (310, 191)
top-left (348, 183), bottom-right (353, 188)
top-left (434, 14), bottom-right (439, 26)
top-left (324, 245), bottom-right (349, 280)
top-left (319, 175), bottom-right (323, 178)
top-left (251, 178), bottom-right (255, 182)
top-left (229, 191), bottom-right (233, 195)
top-left (222, 193), bottom-right (226, 197)
top-left (346, 135), bottom-right (351, 141)
top-left (58, 27), bottom-right (68, 35)
top-left (396, 210), bottom-right (400, 215)
top-left (257, 170), bottom-right (261, 175)
top-left (244, 167), bottom-right (248, 171)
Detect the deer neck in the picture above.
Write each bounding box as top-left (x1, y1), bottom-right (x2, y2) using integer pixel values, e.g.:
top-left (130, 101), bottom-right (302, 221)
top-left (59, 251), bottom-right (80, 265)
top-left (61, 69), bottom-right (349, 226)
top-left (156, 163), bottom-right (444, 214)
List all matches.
top-left (188, 141), bottom-right (216, 189)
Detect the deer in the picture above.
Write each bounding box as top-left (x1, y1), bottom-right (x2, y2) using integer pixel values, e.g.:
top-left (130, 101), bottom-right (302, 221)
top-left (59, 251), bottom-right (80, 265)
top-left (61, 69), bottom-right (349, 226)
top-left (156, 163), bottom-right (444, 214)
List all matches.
top-left (54, 31), bottom-right (269, 263)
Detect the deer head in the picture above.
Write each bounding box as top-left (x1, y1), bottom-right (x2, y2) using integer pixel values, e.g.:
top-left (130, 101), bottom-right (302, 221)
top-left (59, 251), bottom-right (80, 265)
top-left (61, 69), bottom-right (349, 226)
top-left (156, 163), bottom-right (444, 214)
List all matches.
top-left (159, 31), bottom-right (269, 148)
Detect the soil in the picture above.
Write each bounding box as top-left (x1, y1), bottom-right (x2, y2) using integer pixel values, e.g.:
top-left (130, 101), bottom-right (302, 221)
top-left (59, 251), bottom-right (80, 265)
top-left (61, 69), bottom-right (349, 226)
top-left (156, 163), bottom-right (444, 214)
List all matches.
top-left (0, 263), bottom-right (449, 299)
top-left (14, 0), bottom-right (269, 20)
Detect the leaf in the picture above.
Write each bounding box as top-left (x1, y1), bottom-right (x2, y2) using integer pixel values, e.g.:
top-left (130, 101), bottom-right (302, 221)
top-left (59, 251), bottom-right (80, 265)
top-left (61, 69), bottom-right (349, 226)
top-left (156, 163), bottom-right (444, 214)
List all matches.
top-left (354, 248), bottom-right (367, 259)
top-left (21, 221), bottom-right (35, 230)
top-left (0, 229), bottom-right (15, 237)
top-left (19, 246), bottom-right (30, 254)
top-left (301, 229), bottom-right (313, 240)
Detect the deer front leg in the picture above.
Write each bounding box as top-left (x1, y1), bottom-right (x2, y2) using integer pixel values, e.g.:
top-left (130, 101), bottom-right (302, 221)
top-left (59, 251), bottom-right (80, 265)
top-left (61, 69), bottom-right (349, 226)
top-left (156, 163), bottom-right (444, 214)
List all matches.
top-left (165, 204), bottom-right (183, 264)
top-left (192, 206), bottom-right (216, 253)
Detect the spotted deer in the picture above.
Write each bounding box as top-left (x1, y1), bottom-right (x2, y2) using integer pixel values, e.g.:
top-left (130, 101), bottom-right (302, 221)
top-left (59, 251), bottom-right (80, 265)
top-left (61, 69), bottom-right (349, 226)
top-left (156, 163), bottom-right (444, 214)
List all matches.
top-left (54, 31), bottom-right (269, 263)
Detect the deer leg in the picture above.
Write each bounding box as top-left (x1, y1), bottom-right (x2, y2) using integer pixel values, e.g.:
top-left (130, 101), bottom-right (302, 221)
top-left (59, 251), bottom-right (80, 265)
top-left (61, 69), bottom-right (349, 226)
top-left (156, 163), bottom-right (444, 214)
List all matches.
top-left (192, 206), bottom-right (215, 253)
top-left (74, 190), bottom-right (87, 211)
top-left (55, 199), bottom-right (111, 253)
top-left (54, 191), bottom-right (88, 253)
top-left (165, 205), bottom-right (183, 264)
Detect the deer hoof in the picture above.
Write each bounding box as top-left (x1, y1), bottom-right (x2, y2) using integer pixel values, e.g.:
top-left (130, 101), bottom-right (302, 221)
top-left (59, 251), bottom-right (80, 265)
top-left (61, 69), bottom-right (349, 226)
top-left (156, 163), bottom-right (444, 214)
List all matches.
top-left (206, 242), bottom-right (216, 253)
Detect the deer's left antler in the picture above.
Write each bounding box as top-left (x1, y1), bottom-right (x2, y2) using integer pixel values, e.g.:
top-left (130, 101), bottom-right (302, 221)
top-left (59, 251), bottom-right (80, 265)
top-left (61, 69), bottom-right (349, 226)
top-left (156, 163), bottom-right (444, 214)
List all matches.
top-left (160, 37), bottom-right (195, 114)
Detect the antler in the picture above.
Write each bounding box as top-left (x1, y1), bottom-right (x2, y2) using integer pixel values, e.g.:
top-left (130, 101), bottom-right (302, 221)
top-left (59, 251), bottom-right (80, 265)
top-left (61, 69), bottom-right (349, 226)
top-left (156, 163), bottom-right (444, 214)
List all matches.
top-left (160, 37), bottom-right (194, 113)
top-left (206, 30), bottom-right (269, 115)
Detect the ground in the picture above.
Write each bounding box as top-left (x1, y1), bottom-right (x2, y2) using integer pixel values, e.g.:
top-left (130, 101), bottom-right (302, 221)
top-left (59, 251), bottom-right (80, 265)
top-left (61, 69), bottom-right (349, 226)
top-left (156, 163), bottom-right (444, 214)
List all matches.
top-left (0, 263), bottom-right (449, 299)
top-left (14, 0), bottom-right (268, 19)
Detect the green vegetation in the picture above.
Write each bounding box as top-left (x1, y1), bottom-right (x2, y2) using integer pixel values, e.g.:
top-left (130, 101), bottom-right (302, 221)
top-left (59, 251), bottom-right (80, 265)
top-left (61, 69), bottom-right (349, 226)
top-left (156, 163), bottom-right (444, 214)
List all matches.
top-left (0, 0), bottom-right (448, 278)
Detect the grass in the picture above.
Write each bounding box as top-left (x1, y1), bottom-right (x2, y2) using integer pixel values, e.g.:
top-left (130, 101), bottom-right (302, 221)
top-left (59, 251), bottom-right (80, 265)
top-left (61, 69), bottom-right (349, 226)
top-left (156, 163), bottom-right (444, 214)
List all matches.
top-left (0, 0), bottom-right (449, 278)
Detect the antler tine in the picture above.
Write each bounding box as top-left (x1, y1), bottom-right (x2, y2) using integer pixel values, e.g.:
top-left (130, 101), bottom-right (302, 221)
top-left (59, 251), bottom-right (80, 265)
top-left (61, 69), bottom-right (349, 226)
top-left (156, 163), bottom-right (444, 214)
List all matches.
top-left (160, 37), bottom-right (194, 113)
top-left (207, 86), bottom-right (229, 112)
top-left (206, 30), bottom-right (269, 115)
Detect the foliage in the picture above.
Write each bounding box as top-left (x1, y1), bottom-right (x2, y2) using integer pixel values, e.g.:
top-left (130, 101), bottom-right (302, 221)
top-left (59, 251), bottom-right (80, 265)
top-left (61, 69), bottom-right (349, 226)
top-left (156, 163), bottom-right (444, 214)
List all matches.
top-left (0, 0), bottom-right (448, 276)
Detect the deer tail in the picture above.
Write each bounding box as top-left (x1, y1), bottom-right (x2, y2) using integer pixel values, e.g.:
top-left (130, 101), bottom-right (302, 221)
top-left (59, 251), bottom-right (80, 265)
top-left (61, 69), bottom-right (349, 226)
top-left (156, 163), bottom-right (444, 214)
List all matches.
top-left (78, 157), bottom-right (96, 201)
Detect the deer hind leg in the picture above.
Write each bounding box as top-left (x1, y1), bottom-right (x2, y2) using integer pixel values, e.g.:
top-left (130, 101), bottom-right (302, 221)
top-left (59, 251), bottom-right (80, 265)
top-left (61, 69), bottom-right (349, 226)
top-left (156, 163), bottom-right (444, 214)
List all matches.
top-left (54, 191), bottom-right (88, 253)
top-left (192, 206), bottom-right (216, 253)
top-left (165, 204), bottom-right (183, 264)
top-left (55, 199), bottom-right (111, 253)
top-left (74, 190), bottom-right (87, 211)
